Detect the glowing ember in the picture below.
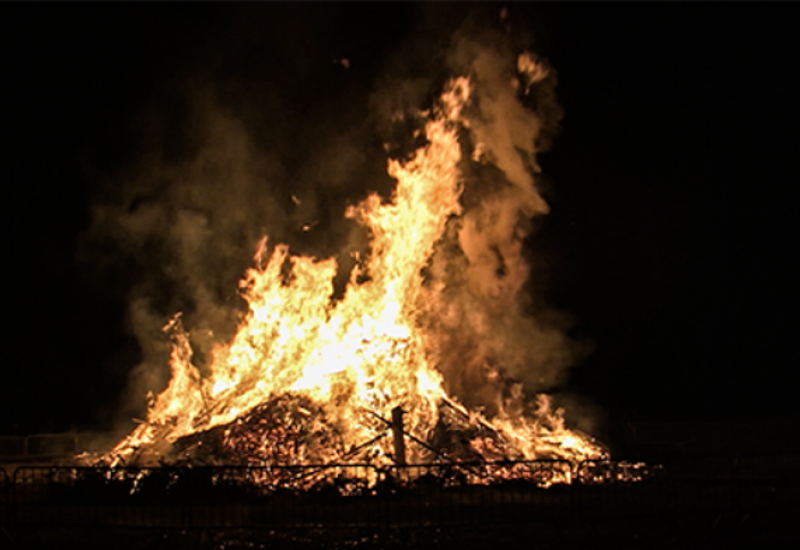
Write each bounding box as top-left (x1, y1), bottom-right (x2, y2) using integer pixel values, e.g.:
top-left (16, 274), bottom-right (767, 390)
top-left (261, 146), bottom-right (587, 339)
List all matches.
top-left (97, 51), bottom-right (607, 474)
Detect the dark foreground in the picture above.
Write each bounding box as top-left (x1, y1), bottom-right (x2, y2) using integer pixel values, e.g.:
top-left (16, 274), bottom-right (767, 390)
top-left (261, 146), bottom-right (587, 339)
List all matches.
top-left (1, 457), bottom-right (798, 549)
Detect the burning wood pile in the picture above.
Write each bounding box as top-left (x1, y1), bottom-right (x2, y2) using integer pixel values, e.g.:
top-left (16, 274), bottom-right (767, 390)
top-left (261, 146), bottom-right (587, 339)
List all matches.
top-left (81, 48), bottom-right (624, 485)
top-left (102, 391), bottom-right (601, 470)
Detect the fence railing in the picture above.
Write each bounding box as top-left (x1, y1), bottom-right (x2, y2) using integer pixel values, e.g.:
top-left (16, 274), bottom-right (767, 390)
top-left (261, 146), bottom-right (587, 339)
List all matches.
top-left (9, 461), bottom-right (582, 529)
top-left (1, 456), bottom-right (795, 533)
top-left (0, 432), bottom-right (112, 461)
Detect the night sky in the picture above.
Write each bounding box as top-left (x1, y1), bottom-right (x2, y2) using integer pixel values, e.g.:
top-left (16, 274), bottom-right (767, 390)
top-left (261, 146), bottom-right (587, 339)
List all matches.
top-left (1, 3), bottom-right (796, 436)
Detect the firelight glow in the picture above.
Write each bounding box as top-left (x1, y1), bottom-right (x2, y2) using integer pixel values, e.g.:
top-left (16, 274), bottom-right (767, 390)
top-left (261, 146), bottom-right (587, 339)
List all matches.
top-left (100, 53), bottom-right (606, 473)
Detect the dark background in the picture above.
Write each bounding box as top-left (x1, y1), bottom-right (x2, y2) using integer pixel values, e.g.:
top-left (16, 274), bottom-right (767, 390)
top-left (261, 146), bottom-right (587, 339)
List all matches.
top-left (0, 3), bottom-right (796, 436)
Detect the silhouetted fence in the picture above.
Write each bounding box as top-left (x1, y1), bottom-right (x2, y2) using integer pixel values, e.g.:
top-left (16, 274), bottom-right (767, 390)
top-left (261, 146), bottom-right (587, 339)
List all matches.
top-left (2, 457), bottom-right (798, 534)
top-left (0, 433), bottom-right (111, 461)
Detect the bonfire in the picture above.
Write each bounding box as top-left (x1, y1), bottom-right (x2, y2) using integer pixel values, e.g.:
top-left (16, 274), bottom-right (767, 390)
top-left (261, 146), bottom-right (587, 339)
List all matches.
top-left (87, 50), bottom-right (608, 478)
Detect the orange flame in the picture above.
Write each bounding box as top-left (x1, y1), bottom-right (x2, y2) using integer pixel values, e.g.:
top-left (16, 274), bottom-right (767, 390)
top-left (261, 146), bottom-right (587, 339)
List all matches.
top-left (103, 68), bottom-right (605, 470)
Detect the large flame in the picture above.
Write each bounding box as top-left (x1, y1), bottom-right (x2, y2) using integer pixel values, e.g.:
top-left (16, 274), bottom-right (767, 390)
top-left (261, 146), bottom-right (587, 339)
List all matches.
top-left (103, 64), bottom-right (605, 470)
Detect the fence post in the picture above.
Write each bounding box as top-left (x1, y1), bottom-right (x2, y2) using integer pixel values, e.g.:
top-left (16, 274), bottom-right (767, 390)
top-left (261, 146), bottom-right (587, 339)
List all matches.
top-left (391, 407), bottom-right (406, 466)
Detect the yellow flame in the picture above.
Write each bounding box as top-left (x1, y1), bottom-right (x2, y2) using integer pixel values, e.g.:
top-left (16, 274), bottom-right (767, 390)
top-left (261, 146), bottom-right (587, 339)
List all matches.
top-left (105, 73), bottom-right (605, 469)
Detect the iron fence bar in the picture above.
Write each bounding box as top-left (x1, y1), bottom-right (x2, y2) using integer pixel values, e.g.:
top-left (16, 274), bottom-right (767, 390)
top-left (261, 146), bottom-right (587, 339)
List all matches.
top-left (379, 460), bottom-right (574, 527)
top-left (3, 457), bottom-right (797, 534)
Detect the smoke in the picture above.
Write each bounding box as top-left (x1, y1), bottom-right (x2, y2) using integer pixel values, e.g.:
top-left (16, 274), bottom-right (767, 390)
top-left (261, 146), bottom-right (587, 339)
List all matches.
top-left (79, 77), bottom-right (386, 424)
top-left (78, 5), bottom-right (589, 428)
top-left (416, 19), bottom-right (591, 418)
top-left (78, 87), bottom-right (281, 421)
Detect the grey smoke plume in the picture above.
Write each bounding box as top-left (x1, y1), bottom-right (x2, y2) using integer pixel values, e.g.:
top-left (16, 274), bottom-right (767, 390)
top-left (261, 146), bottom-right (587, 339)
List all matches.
top-left (79, 6), bottom-right (588, 426)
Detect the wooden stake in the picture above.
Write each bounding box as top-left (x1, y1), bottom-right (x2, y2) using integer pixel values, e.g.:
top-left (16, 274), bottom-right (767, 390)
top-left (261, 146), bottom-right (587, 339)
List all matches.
top-left (391, 406), bottom-right (407, 466)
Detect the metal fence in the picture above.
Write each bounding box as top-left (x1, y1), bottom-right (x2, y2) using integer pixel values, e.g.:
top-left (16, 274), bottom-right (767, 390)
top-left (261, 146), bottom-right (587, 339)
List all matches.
top-left (10, 461), bottom-right (583, 530)
top-left (0, 433), bottom-right (111, 462)
top-left (2, 457), bottom-right (798, 543)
